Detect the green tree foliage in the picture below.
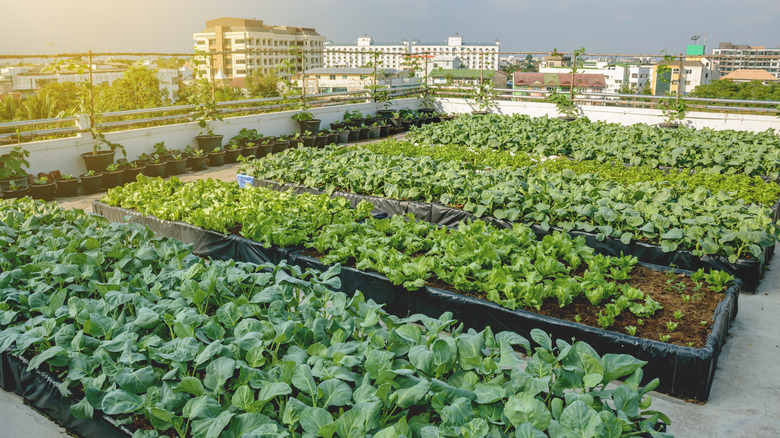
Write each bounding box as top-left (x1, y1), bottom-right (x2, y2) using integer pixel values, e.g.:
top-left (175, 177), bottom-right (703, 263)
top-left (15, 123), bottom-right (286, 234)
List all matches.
top-left (92, 66), bottom-right (169, 112)
top-left (245, 68), bottom-right (279, 98)
top-left (690, 79), bottom-right (780, 101)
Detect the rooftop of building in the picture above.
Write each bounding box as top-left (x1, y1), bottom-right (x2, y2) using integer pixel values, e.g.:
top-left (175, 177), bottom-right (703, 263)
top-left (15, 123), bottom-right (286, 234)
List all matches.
top-left (514, 72), bottom-right (607, 88)
top-left (200, 17), bottom-right (321, 37)
top-left (429, 68), bottom-right (501, 79)
top-left (721, 69), bottom-right (779, 82)
top-left (304, 67), bottom-right (405, 75)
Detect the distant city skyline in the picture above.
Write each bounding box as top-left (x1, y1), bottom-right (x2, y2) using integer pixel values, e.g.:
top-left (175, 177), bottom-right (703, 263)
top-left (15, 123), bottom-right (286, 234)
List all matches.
top-left (1, 0), bottom-right (779, 57)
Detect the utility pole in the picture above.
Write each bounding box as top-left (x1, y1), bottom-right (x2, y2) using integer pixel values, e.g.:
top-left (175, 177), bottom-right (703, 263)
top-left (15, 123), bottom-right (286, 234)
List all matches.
top-left (88, 50), bottom-right (94, 128)
top-left (208, 52), bottom-right (216, 102)
top-left (677, 53), bottom-right (684, 97)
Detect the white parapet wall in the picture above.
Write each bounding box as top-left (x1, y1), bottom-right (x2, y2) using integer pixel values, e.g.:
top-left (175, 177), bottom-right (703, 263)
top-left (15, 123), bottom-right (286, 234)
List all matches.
top-left (434, 98), bottom-right (780, 133)
top-left (2, 98), bottom-right (422, 177)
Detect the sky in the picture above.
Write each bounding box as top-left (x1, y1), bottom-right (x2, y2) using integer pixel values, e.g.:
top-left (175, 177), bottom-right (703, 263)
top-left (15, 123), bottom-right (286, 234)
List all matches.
top-left (1, 0), bottom-right (779, 58)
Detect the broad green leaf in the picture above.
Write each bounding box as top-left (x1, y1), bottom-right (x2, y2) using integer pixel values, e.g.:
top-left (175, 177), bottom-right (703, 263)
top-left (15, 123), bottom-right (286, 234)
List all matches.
top-left (559, 400), bottom-right (601, 437)
top-left (300, 407), bottom-right (334, 435)
top-left (101, 389), bottom-right (143, 415)
top-left (231, 385), bottom-right (255, 411)
top-left (116, 366), bottom-right (155, 394)
top-left (318, 379), bottom-right (352, 408)
top-left (504, 393), bottom-right (551, 431)
top-left (182, 395), bottom-right (221, 420)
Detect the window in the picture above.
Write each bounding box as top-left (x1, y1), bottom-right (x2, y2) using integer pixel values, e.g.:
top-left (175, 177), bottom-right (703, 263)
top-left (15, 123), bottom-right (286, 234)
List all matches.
top-left (315, 75), bottom-right (320, 79)
top-left (196, 40), bottom-right (206, 45)
top-left (209, 39), bottom-right (216, 45)
top-left (235, 39), bottom-right (245, 44)
top-left (329, 75), bottom-right (336, 80)
top-left (342, 75), bottom-right (347, 79)
top-left (684, 69), bottom-right (692, 74)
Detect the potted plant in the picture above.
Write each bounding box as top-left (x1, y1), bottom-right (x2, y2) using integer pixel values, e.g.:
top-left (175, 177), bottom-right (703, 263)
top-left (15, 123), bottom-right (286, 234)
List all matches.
top-left (299, 130), bottom-right (315, 148)
top-left (167, 153), bottom-right (188, 175)
top-left (55, 174), bottom-right (79, 198)
top-left (101, 163), bottom-right (124, 190)
top-left (207, 147), bottom-right (225, 167)
top-left (241, 141), bottom-right (258, 159)
top-left (273, 136), bottom-right (290, 154)
top-left (81, 131), bottom-right (126, 173)
top-left (80, 170), bottom-right (102, 194)
top-left (229, 128), bottom-right (261, 147)
top-left (469, 82), bottom-right (495, 115)
top-left (192, 100), bottom-right (224, 151)
top-left (153, 141), bottom-right (173, 162)
top-left (258, 138), bottom-right (275, 158)
top-left (224, 143), bottom-right (242, 164)
top-left (2, 180), bottom-right (29, 199)
top-left (658, 95), bottom-right (687, 128)
top-left (378, 121), bottom-right (391, 138)
top-left (546, 90), bottom-right (579, 121)
top-left (368, 121), bottom-right (381, 139)
top-left (122, 160), bottom-right (145, 183)
top-left (143, 154), bottom-right (167, 178)
top-left (186, 148), bottom-right (207, 171)
top-left (343, 110), bottom-right (365, 127)
top-left (291, 110), bottom-right (321, 134)
top-left (0, 146), bottom-right (30, 190)
top-left (323, 129), bottom-right (339, 145)
top-left (30, 176), bottom-right (57, 201)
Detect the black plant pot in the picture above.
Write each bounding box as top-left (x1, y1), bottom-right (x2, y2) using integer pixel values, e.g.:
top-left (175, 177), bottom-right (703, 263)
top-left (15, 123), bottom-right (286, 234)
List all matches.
top-left (257, 144), bottom-right (274, 159)
top-left (376, 109), bottom-right (394, 119)
top-left (337, 131), bottom-right (349, 144)
top-left (55, 178), bottom-right (79, 197)
top-left (273, 140), bottom-right (289, 154)
top-left (167, 158), bottom-right (188, 175)
top-left (81, 151), bottom-right (114, 173)
top-left (100, 170), bottom-right (123, 190)
top-left (224, 148), bottom-right (242, 164)
top-left (347, 129), bottom-right (360, 142)
top-left (379, 126), bottom-right (391, 137)
top-left (241, 146), bottom-right (258, 158)
top-left (418, 108), bottom-right (435, 115)
top-left (302, 136), bottom-right (316, 148)
top-left (359, 127), bottom-right (371, 140)
top-left (330, 122), bottom-right (347, 130)
top-left (28, 182), bottom-right (57, 201)
top-left (3, 186), bottom-right (30, 199)
top-left (369, 126), bottom-right (381, 139)
top-left (326, 132), bottom-right (339, 145)
top-left (389, 117), bottom-right (403, 128)
top-left (314, 135), bottom-right (327, 148)
top-left (188, 156), bottom-right (207, 171)
top-left (658, 123), bottom-right (680, 129)
top-left (0, 176), bottom-right (29, 191)
top-left (195, 135), bottom-right (223, 151)
top-left (80, 174), bottom-right (102, 194)
top-left (208, 151), bottom-right (225, 167)
top-left (297, 119), bottom-right (322, 134)
top-left (123, 167), bottom-right (144, 184)
top-left (143, 162), bottom-right (167, 178)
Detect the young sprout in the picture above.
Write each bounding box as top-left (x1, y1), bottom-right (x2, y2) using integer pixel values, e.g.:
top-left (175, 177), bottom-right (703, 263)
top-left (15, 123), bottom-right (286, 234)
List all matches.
top-left (686, 342), bottom-right (694, 347)
top-left (574, 314), bottom-right (581, 323)
top-left (659, 334), bottom-right (671, 342)
top-left (666, 321), bottom-right (678, 332)
top-left (625, 326), bottom-right (637, 336)
top-left (674, 310), bottom-right (684, 320)
top-left (700, 320), bottom-right (708, 326)
top-left (636, 319), bottom-right (644, 326)
top-left (682, 294), bottom-right (691, 302)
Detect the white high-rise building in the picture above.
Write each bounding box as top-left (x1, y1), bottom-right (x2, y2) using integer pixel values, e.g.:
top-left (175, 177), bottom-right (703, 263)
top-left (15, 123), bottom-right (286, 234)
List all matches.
top-left (411, 36), bottom-right (500, 71)
top-left (193, 17), bottom-right (325, 81)
top-left (324, 35), bottom-right (500, 71)
top-left (324, 36), bottom-right (410, 70)
top-left (712, 42), bottom-right (780, 79)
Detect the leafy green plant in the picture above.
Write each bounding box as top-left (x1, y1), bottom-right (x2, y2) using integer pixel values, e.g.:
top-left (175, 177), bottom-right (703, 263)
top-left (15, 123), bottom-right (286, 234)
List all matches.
top-left (343, 110), bottom-right (363, 121)
top-left (626, 326), bottom-right (637, 336)
top-left (89, 130), bottom-right (127, 157)
top-left (546, 91), bottom-right (578, 118)
top-left (0, 146), bottom-right (30, 180)
top-left (469, 82), bottom-right (495, 112)
top-left (659, 334), bottom-right (671, 342)
top-left (291, 110), bottom-right (315, 122)
top-left (0, 198), bottom-right (673, 438)
top-left (666, 321), bottom-right (678, 332)
top-left (105, 163), bottom-right (120, 172)
top-left (674, 310), bottom-right (684, 320)
top-left (659, 95), bottom-right (687, 125)
top-left (32, 176), bottom-right (49, 185)
top-left (60, 174), bottom-right (74, 180)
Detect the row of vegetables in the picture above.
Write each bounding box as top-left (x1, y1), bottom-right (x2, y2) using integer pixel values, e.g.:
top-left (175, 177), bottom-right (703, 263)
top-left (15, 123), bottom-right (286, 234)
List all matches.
top-left (239, 144), bottom-right (778, 263)
top-left (103, 176), bottom-right (731, 344)
top-left (0, 198), bottom-right (671, 437)
top-left (407, 114), bottom-right (780, 179)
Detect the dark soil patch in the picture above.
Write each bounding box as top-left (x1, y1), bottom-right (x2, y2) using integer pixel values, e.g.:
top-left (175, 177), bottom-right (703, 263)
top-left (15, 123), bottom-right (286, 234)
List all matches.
top-left (303, 247), bottom-right (723, 348)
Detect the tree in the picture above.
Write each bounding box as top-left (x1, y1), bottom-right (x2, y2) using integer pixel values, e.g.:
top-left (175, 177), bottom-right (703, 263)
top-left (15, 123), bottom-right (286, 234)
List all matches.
top-left (640, 81), bottom-right (653, 95)
top-left (690, 79), bottom-right (780, 101)
top-left (93, 66), bottom-right (169, 112)
top-left (245, 68), bottom-right (279, 98)
top-left (521, 54), bottom-right (538, 72)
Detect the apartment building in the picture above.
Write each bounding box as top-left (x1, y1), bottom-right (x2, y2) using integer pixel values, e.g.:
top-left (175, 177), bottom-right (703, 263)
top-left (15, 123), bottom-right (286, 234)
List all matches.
top-left (712, 42), bottom-right (780, 79)
top-left (300, 67), bottom-right (418, 94)
top-left (324, 35), bottom-right (500, 71)
top-left (193, 17), bottom-right (325, 80)
top-left (538, 61), bottom-right (652, 94)
top-left (651, 57), bottom-right (719, 95)
top-left (324, 37), bottom-right (410, 70)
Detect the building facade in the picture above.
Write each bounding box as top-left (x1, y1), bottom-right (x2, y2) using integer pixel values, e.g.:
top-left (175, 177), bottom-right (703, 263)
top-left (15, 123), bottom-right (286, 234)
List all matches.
top-left (193, 17), bottom-right (325, 80)
top-left (324, 35), bottom-right (500, 71)
top-left (712, 43), bottom-right (780, 79)
top-left (539, 61), bottom-right (652, 94)
top-left (323, 37), bottom-right (409, 70)
top-left (651, 57), bottom-right (719, 95)
top-left (300, 67), bottom-right (418, 94)
top-left (429, 69), bottom-right (507, 88)
top-left (513, 72), bottom-right (607, 93)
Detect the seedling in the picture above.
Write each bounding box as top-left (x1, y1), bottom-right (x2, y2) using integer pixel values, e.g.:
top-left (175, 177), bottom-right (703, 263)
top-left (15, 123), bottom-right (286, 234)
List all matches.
top-left (665, 321), bottom-right (678, 332)
top-left (686, 342), bottom-right (694, 347)
top-left (574, 314), bottom-right (581, 323)
top-left (700, 320), bottom-right (708, 326)
top-left (673, 310), bottom-right (684, 320)
top-left (625, 325), bottom-right (637, 336)
top-left (659, 334), bottom-right (671, 342)
top-left (636, 319), bottom-right (644, 326)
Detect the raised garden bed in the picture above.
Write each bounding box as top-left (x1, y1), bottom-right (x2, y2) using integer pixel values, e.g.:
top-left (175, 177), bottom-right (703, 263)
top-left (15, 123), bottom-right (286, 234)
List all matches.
top-left (244, 175), bottom-right (770, 292)
top-left (94, 192), bottom-right (740, 401)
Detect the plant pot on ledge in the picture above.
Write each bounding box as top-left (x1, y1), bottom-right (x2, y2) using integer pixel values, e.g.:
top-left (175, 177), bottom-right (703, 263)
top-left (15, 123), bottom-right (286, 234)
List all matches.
top-left (123, 166), bottom-right (145, 183)
top-left (80, 173), bottom-right (102, 195)
top-left (167, 157), bottom-right (188, 175)
top-left (207, 150), bottom-right (225, 167)
top-left (187, 155), bottom-right (207, 171)
top-left (2, 185), bottom-right (30, 199)
top-left (657, 123), bottom-right (680, 129)
top-left (143, 161), bottom-right (167, 178)
top-left (195, 135), bottom-right (223, 151)
top-left (224, 147), bottom-right (242, 164)
top-left (55, 177), bottom-right (79, 198)
top-left (297, 119), bottom-right (322, 135)
top-left (81, 151), bottom-right (115, 173)
top-left (241, 144), bottom-right (258, 159)
top-left (100, 170), bottom-right (123, 190)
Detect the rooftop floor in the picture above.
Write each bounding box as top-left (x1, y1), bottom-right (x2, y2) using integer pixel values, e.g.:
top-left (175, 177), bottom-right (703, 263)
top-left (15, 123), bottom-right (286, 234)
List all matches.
top-left (3, 141), bottom-right (780, 437)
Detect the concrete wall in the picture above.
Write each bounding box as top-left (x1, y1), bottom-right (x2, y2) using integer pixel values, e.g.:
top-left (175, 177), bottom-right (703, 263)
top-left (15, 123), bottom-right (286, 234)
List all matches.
top-left (1, 98), bottom-right (421, 177)
top-left (434, 98), bottom-right (780, 133)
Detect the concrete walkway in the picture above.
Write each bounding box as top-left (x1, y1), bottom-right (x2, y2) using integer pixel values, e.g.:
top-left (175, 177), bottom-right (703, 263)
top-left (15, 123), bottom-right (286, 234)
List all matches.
top-left (3, 148), bottom-right (780, 437)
